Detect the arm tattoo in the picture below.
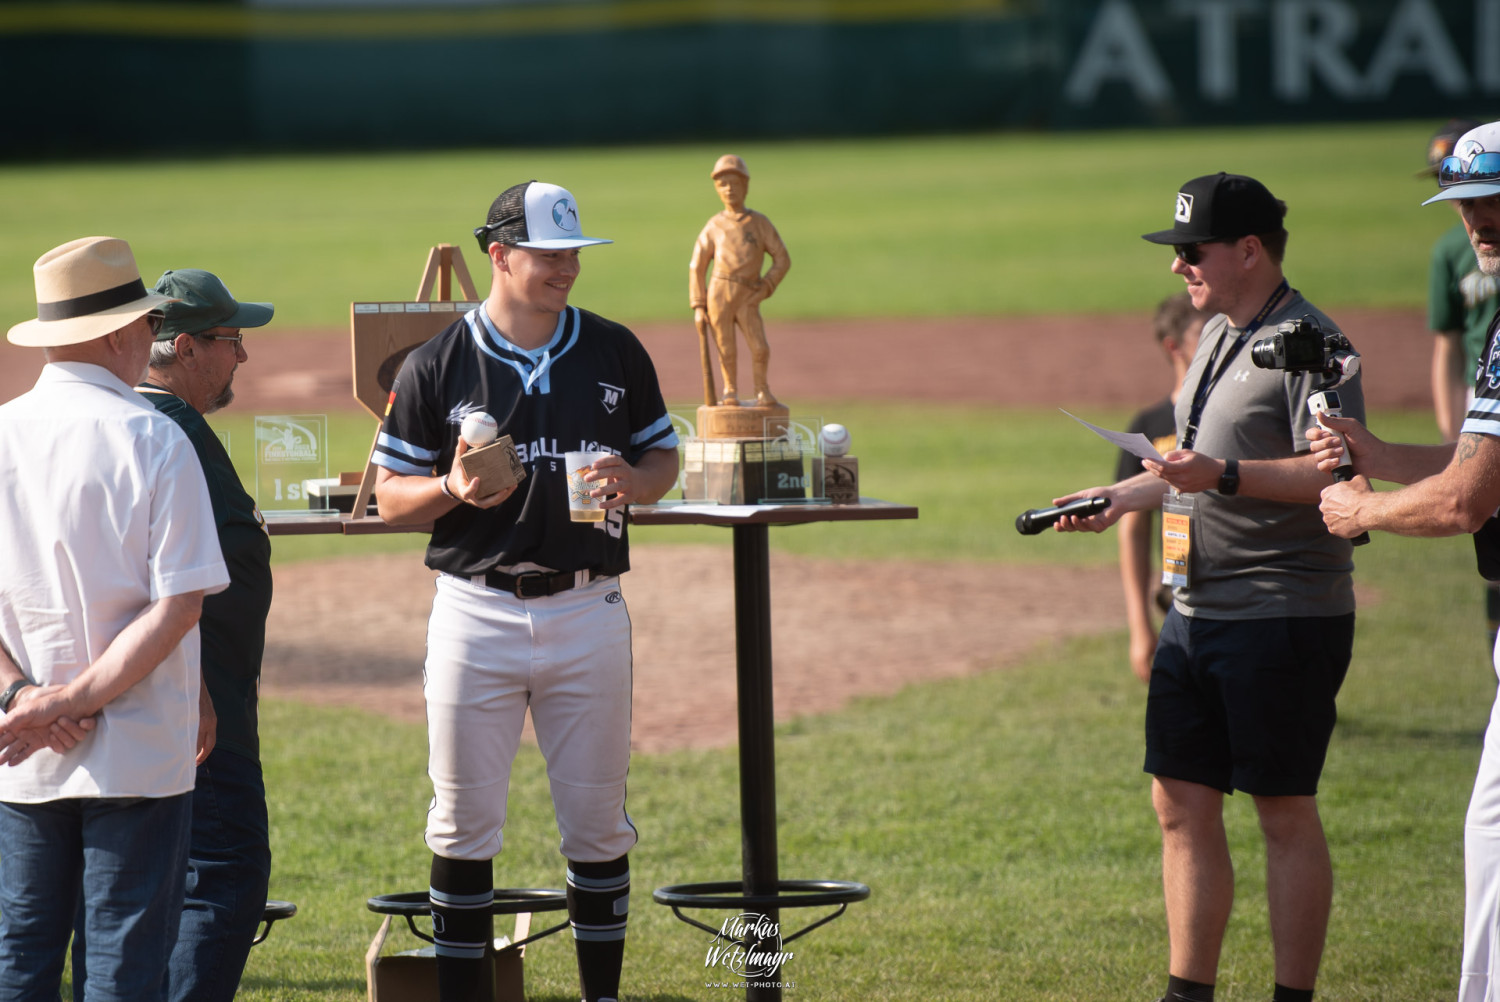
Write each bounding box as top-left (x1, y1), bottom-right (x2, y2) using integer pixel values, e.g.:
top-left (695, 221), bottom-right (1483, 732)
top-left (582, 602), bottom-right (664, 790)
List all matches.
top-left (1458, 433), bottom-right (1485, 466)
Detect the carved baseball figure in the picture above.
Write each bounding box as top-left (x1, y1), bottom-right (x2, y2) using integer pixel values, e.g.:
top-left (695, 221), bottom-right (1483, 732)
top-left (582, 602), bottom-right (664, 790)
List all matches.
top-left (689, 155), bottom-right (791, 407)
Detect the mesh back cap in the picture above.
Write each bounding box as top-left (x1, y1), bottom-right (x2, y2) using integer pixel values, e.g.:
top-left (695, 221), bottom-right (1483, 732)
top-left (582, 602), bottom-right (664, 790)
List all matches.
top-left (475, 181), bottom-right (613, 252)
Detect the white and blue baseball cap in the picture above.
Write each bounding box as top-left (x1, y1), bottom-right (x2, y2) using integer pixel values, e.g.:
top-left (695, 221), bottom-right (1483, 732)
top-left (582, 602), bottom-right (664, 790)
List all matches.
top-left (474, 180), bottom-right (613, 252)
top-left (1425, 121), bottom-right (1500, 204)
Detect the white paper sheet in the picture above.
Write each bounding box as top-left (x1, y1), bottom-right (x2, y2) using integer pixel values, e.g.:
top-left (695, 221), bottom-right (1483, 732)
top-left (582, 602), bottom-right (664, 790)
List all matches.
top-left (1060, 409), bottom-right (1167, 463)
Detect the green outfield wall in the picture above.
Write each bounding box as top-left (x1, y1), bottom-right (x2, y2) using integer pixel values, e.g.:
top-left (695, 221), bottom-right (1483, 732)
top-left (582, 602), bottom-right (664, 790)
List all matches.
top-left (3, 0), bottom-right (1497, 159)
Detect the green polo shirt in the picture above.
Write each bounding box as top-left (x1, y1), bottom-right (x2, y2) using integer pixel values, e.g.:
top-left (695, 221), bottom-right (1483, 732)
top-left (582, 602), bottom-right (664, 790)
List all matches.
top-left (138, 384), bottom-right (271, 762)
top-left (1429, 221), bottom-right (1500, 371)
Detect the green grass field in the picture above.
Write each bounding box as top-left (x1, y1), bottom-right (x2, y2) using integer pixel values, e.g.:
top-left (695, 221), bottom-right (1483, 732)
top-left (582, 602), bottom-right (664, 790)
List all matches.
top-left (198, 405), bottom-right (1473, 1002)
top-left (7, 125), bottom-right (1488, 999)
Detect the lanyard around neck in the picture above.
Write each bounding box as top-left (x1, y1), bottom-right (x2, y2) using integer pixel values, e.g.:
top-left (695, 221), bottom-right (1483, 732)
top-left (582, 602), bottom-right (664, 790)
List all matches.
top-left (1180, 280), bottom-right (1290, 452)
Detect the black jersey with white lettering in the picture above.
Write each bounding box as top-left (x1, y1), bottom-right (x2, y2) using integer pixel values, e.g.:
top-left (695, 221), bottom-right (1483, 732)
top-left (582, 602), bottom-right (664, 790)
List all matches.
top-left (372, 305), bottom-right (679, 577)
top-left (1467, 311), bottom-right (1500, 579)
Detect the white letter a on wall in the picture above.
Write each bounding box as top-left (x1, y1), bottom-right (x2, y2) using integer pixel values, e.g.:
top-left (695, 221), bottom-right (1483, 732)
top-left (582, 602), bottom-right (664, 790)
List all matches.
top-left (1065, 0), bottom-right (1173, 104)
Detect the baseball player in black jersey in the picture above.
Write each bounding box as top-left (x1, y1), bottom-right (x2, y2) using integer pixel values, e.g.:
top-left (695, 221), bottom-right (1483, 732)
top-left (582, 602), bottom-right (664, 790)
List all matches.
top-left (373, 180), bottom-right (680, 1002)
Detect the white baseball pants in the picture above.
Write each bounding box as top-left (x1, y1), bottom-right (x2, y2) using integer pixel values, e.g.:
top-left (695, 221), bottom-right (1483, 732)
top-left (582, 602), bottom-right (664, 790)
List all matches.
top-left (1462, 632), bottom-right (1500, 1002)
top-left (422, 572), bottom-right (638, 863)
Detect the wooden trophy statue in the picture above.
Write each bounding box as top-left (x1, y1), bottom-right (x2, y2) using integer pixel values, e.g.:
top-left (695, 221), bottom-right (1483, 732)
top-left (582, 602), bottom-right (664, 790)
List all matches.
top-left (689, 154), bottom-right (792, 438)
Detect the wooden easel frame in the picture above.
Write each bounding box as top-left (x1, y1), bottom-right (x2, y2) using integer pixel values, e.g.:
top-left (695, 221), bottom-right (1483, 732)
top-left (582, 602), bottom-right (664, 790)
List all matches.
top-left (349, 245), bottom-right (480, 519)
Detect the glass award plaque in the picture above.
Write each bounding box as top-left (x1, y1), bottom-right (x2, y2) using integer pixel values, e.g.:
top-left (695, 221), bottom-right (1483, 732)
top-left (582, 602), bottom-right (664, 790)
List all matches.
top-left (253, 414), bottom-right (332, 517)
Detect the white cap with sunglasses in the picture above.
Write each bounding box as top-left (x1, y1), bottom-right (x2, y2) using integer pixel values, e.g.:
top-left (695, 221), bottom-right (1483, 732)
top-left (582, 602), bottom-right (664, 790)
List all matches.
top-left (1424, 122), bottom-right (1500, 204)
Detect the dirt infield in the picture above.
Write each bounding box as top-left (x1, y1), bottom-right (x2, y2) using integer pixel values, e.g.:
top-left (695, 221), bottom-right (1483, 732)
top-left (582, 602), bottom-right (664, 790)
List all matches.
top-left (0, 308), bottom-right (1429, 414)
top-left (0, 309), bottom-right (1432, 751)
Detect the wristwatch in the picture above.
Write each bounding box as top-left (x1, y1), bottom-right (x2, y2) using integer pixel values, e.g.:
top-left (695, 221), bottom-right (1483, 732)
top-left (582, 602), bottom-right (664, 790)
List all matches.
top-left (0, 679), bottom-right (33, 714)
top-left (1217, 457), bottom-right (1240, 496)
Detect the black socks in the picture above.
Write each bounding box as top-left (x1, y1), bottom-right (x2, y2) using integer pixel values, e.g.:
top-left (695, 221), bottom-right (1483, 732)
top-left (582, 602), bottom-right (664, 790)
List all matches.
top-left (430, 854), bottom-right (495, 1002)
top-left (567, 854), bottom-right (631, 1002)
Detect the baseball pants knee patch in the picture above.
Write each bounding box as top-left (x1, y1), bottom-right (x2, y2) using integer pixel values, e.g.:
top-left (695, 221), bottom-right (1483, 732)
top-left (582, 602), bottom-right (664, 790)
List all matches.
top-left (551, 776), bottom-right (638, 861)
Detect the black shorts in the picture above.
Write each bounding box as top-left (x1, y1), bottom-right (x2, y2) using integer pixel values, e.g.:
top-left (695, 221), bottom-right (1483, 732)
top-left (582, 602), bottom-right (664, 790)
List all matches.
top-left (1143, 608), bottom-right (1355, 797)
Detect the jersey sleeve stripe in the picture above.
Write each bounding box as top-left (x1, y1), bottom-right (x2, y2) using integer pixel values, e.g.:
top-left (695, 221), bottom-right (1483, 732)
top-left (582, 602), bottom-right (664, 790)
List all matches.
top-left (631, 414), bottom-right (679, 451)
top-left (378, 432), bottom-right (438, 463)
top-left (371, 451), bottom-right (434, 476)
top-left (1463, 416), bottom-right (1500, 439)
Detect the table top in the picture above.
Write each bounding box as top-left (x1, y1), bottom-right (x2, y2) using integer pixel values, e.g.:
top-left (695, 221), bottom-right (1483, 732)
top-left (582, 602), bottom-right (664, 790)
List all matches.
top-left (262, 498), bottom-right (916, 535)
top-left (628, 498), bottom-right (917, 527)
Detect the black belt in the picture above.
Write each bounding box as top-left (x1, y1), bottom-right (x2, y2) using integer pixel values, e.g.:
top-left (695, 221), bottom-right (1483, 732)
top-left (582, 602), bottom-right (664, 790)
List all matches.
top-left (480, 567), bottom-right (617, 599)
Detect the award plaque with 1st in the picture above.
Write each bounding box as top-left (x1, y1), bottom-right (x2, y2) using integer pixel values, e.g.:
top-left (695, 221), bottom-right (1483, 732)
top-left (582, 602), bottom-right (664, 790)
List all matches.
top-left (254, 414), bottom-right (331, 517)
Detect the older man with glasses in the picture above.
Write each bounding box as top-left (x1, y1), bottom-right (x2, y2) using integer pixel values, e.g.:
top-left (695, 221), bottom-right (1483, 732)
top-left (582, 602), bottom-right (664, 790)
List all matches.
top-left (1313, 119), bottom-right (1500, 1002)
top-left (73, 269), bottom-right (276, 1002)
top-left (118, 269), bottom-right (273, 1002)
top-left (1051, 173), bottom-right (1364, 1002)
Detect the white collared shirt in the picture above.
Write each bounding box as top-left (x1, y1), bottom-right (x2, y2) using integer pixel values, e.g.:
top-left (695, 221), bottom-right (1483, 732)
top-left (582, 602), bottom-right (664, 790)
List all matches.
top-left (0, 361), bottom-right (229, 801)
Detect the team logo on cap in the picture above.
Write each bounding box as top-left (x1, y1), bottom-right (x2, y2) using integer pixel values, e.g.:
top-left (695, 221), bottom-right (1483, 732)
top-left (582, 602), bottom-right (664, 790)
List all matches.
top-left (552, 199), bottom-right (579, 232)
top-left (1458, 138), bottom-right (1490, 170)
top-left (1175, 192), bottom-right (1193, 223)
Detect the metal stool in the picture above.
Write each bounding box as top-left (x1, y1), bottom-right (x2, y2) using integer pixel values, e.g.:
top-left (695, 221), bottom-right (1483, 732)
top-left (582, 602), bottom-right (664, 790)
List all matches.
top-left (653, 879), bottom-right (869, 943)
top-left (365, 890), bottom-right (569, 1002)
top-left (365, 889), bottom-right (569, 952)
top-left (251, 899), bottom-right (298, 946)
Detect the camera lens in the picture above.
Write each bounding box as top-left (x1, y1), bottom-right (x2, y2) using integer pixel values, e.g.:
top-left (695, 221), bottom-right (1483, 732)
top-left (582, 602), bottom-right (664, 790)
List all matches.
top-left (1249, 336), bottom-right (1280, 369)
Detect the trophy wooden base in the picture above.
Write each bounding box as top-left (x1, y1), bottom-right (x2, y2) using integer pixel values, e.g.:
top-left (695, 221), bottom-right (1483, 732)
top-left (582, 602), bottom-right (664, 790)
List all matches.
top-left (682, 437), bottom-right (808, 505)
top-left (697, 402), bottom-right (790, 440)
top-left (458, 435), bottom-right (526, 492)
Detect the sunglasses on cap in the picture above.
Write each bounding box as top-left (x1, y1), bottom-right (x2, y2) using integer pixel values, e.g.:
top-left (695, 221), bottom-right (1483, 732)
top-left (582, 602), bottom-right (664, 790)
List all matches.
top-left (1438, 152), bottom-right (1500, 187)
top-left (1173, 239), bottom-right (1233, 267)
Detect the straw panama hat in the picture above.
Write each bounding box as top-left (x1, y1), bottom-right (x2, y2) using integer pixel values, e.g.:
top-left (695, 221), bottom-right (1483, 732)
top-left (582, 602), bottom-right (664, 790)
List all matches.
top-left (7, 236), bottom-right (176, 348)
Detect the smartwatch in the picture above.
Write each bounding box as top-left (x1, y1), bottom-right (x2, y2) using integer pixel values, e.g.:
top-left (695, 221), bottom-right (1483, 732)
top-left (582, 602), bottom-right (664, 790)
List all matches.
top-left (0, 679), bottom-right (33, 714)
top-left (1217, 457), bottom-right (1240, 496)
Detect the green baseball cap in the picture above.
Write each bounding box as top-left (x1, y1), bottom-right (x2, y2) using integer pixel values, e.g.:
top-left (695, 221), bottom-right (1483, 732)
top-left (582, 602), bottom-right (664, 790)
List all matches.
top-left (151, 269), bottom-right (274, 340)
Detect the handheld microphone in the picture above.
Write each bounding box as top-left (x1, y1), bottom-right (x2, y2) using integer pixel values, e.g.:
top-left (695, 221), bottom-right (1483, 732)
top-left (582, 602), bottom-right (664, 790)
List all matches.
top-left (1016, 496), bottom-right (1111, 535)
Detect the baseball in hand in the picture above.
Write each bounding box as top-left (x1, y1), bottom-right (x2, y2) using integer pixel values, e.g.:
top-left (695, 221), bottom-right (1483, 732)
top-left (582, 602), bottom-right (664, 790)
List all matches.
top-left (819, 423), bottom-right (851, 457)
top-left (460, 411), bottom-right (499, 447)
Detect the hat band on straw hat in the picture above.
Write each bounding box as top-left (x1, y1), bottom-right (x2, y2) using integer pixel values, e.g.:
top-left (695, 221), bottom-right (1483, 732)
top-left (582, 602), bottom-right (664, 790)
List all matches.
top-left (36, 278), bottom-right (150, 322)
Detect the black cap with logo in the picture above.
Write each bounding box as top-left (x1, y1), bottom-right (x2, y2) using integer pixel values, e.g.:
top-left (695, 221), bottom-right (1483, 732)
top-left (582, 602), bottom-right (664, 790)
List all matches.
top-left (1141, 172), bottom-right (1285, 246)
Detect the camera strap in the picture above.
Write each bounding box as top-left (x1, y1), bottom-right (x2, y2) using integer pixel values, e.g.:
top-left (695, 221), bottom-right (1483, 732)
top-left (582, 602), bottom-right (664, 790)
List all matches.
top-left (1180, 279), bottom-right (1290, 451)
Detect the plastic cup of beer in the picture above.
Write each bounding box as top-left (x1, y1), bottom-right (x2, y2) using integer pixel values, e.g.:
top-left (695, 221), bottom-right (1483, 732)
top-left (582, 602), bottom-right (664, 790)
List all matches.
top-left (565, 451), bottom-right (612, 522)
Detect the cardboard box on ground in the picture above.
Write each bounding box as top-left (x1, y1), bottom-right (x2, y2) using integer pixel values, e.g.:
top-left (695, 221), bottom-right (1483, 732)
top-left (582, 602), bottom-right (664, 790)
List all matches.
top-left (366, 911), bottom-right (530, 1002)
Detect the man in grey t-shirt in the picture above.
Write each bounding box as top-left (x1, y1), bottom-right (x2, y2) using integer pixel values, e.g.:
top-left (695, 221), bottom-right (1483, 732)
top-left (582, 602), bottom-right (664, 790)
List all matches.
top-left (1054, 173), bottom-right (1360, 1002)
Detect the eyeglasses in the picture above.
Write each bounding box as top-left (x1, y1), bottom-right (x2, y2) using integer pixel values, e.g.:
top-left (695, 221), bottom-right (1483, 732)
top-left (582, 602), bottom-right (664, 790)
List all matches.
top-left (195, 332), bottom-right (243, 345)
top-left (144, 312), bottom-right (164, 337)
top-left (1173, 240), bottom-right (1230, 266)
top-left (1439, 152), bottom-right (1500, 187)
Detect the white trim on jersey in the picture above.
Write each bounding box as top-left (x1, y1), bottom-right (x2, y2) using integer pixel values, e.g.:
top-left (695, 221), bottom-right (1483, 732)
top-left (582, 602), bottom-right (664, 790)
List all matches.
top-left (375, 431), bottom-right (438, 476)
top-left (632, 413), bottom-right (679, 452)
top-left (467, 306), bottom-right (581, 396)
top-left (1465, 396), bottom-right (1500, 440)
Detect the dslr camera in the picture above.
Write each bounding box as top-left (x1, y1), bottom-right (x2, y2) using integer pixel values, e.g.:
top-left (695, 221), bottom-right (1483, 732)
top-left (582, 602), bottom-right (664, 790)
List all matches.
top-left (1249, 316), bottom-right (1360, 385)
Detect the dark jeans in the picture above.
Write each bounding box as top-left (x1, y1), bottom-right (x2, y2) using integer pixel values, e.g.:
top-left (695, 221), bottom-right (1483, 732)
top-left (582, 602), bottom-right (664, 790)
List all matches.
top-left (74, 748), bottom-right (270, 1002)
top-left (0, 793), bottom-right (191, 1002)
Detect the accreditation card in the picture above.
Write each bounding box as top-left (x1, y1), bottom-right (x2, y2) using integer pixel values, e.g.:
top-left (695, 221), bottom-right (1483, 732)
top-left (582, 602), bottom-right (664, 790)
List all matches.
top-left (1161, 491), bottom-right (1194, 589)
